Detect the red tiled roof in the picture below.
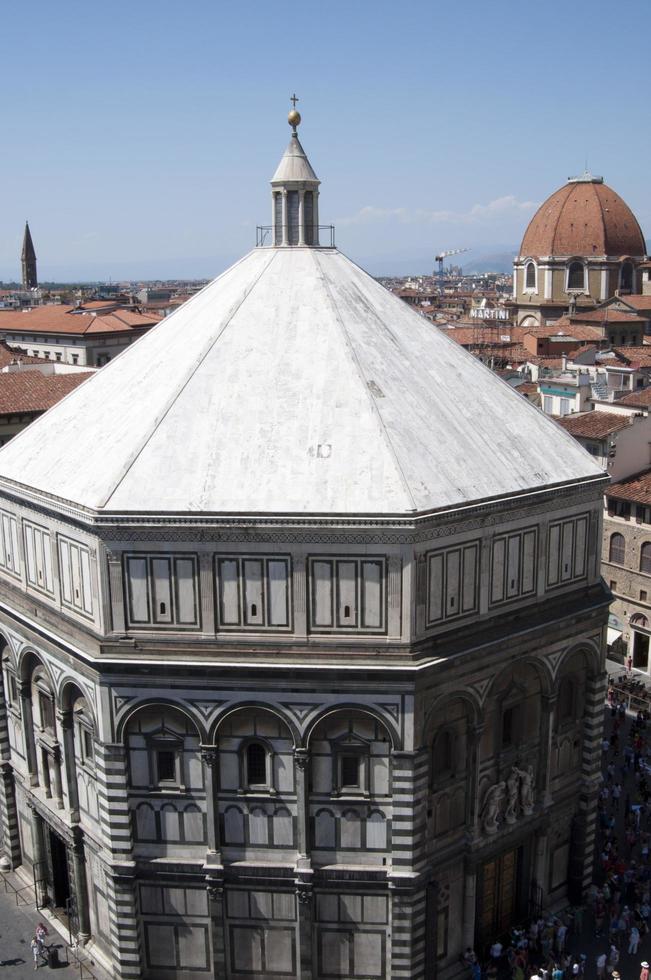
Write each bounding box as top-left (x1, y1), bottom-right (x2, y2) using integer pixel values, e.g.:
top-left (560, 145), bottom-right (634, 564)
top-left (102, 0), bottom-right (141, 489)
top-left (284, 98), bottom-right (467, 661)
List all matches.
top-left (612, 347), bottom-right (651, 368)
top-left (607, 468), bottom-right (651, 505)
top-left (0, 341), bottom-right (48, 368)
top-left (569, 344), bottom-right (598, 357)
top-left (570, 309), bottom-right (647, 324)
top-left (519, 180), bottom-right (646, 258)
top-left (615, 387), bottom-right (651, 408)
top-left (556, 411), bottom-right (631, 439)
top-left (0, 370), bottom-right (93, 416)
top-left (0, 305), bottom-right (161, 336)
top-left (524, 324), bottom-right (604, 340)
top-left (615, 295), bottom-right (651, 311)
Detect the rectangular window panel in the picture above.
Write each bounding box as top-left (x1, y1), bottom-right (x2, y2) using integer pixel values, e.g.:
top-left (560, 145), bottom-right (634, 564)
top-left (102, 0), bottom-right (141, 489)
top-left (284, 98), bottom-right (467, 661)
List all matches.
top-left (310, 557), bottom-right (385, 632)
top-left (80, 548), bottom-right (93, 613)
top-left (574, 517), bottom-right (587, 577)
top-left (152, 558), bottom-right (172, 623)
top-left (175, 558), bottom-right (197, 624)
top-left (462, 544), bottom-right (478, 613)
top-left (127, 557), bottom-right (149, 623)
top-left (313, 561), bottom-right (333, 627)
top-left (219, 559), bottom-right (240, 626)
top-left (361, 561), bottom-right (382, 628)
top-left (178, 926), bottom-right (209, 970)
top-left (35, 528), bottom-right (50, 591)
top-left (60, 539), bottom-right (72, 603)
top-left (267, 560), bottom-right (289, 627)
top-left (146, 924), bottom-right (176, 969)
top-left (320, 930), bottom-right (350, 977)
top-left (1, 514), bottom-right (19, 574)
top-left (522, 530), bottom-right (537, 594)
top-left (216, 555), bottom-right (291, 631)
top-left (337, 561), bottom-right (357, 627)
top-left (70, 544), bottom-right (82, 609)
top-left (9, 518), bottom-right (20, 574)
top-left (560, 521), bottom-right (574, 582)
top-left (547, 523), bottom-right (561, 586)
top-left (427, 553), bottom-right (444, 624)
top-left (25, 526), bottom-right (36, 585)
top-left (0, 515), bottom-right (6, 568)
top-left (491, 538), bottom-right (506, 603)
top-left (506, 534), bottom-right (520, 599)
top-left (243, 559), bottom-right (264, 626)
top-left (264, 928), bottom-right (294, 974)
top-left (445, 549), bottom-right (460, 616)
top-left (354, 932), bottom-right (384, 978)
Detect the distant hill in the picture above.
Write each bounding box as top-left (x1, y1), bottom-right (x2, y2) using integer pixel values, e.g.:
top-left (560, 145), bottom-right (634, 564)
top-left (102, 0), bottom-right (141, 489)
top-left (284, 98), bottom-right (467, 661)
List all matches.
top-left (462, 249), bottom-right (517, 275)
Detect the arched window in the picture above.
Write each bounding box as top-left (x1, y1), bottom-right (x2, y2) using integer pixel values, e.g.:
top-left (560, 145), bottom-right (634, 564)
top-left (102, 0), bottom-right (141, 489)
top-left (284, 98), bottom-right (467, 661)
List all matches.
top-left (432, 729), bottom-right (455, 780)
top-left (621, 262), bottom-right (634, 292)
top-left (609, 533), bottom-right (625, 565)
top-left (640, 542), bottom-right (651, 574)
top-left (567, 261), bottom-right (585, 290)
top-left (525, 262), bottom-right (536, 289)
top-left (245, 742), bottom-right (268, 788)
top-left (631, 613), bottom-right (649, 628)
top-left (557, 677), bottom-right (576, 724)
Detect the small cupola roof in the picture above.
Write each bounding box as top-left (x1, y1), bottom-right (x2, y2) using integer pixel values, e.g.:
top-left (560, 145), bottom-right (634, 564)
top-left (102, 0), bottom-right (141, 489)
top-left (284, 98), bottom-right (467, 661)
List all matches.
top-left (271, 133), bottom-right (319, 183)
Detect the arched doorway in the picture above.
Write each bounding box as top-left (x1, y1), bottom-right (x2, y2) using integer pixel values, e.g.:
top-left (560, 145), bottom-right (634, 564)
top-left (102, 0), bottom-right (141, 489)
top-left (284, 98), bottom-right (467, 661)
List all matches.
top-left (630, 614), bottom-right (650, 670)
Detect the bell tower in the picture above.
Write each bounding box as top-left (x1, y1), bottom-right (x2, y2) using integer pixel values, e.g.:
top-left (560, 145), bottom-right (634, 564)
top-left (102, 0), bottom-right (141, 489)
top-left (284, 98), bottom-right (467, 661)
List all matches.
top-left (21, 221), bottom-right (37, 290)
top-left (270, 96), bottom-right (320, 246)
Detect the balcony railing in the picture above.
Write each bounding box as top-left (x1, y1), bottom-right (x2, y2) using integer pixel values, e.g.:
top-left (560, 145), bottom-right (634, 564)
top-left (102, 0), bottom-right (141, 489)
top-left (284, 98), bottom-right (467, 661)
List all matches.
top-left (256, 225), bottom-right (336, 248)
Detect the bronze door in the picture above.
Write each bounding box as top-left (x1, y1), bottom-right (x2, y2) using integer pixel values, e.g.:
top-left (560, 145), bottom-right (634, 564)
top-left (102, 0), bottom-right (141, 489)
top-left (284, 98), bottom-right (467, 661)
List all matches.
top-left (477, 846), bottom-right (520, 944)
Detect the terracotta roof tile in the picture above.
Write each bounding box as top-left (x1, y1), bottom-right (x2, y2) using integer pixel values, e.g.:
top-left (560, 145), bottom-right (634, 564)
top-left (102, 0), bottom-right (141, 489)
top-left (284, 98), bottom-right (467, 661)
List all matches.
top-left (615, 387), bottom-right (651, 408)
top-left (570, 309), bottom-right (647, 324)
top-left (524, 324), bottom-right (604, 340)
top-left (0, 341), bottom-right (48, 368)
top-left (0, 305), bottom-right (161, 337)
top-left (616, 295), bottom-right (651, 311)
top-left (519, 179), bottom-right (646, 258)
top-left (607, 468), bottom-right (651, 505)
top-left (612, 347), bottom-right (651, 368)
top-left (0, 370), bottom-right (93, 416)
top-left (556, 411), bottom-right (631, 439)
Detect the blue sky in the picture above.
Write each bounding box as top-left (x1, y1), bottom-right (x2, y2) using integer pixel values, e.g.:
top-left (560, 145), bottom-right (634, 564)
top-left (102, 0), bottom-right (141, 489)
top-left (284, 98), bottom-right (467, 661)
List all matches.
top-left (1, 0), bottom-right (648, 280)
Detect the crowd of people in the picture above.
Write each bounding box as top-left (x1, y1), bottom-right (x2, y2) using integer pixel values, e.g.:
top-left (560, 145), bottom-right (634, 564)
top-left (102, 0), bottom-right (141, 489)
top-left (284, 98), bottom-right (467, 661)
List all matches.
top-left (463, 683), bottom-right (651, 980)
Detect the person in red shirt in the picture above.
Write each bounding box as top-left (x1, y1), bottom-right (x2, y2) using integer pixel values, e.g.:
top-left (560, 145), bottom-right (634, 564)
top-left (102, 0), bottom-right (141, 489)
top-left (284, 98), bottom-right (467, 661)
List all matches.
top-left (640, 961), bottom-right (650, 980)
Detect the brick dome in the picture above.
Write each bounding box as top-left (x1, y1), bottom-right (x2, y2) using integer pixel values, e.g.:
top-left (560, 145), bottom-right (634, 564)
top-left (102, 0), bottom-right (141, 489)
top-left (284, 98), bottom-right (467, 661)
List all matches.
top-left (519, 175), bottom-right (646, 258)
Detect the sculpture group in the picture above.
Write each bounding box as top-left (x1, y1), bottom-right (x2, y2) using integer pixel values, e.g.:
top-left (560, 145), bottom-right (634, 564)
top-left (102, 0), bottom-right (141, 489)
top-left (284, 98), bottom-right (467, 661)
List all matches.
top-left (482, 765), bottom-right (535, 835)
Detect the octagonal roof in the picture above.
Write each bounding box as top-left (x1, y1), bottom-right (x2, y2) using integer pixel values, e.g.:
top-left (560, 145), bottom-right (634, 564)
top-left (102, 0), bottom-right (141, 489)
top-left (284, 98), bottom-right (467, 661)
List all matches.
top-left (0, 246), bottom-right (604, 517)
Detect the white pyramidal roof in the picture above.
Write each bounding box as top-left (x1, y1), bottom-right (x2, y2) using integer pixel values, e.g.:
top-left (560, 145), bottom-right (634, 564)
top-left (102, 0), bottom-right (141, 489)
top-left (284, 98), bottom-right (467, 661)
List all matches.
top-left (271, 133), bottom-right (319, 184)
top-left (0, 121), bottom-right (604, 518)
top-left (0, 247), bottom-right (603, 516)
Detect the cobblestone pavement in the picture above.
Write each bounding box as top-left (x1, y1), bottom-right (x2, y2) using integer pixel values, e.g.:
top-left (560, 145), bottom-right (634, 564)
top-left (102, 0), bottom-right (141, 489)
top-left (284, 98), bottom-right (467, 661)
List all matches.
top-left (0, 871), bottom-right (109, 978)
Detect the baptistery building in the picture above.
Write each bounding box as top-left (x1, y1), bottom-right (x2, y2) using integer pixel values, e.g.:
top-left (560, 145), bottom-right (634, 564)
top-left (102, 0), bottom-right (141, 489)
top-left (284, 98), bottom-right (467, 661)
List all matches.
top-left (513, 172), bottom-right (647, 327)
top-left (0, 111), bottom-right (609, 980)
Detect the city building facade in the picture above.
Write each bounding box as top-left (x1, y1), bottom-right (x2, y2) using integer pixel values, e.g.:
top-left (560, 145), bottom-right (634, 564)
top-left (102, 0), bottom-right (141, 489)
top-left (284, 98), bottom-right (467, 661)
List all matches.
top-left (603, 471), bottom-right (651, 671)
top-left (0, 114), bottom-right (609, 980)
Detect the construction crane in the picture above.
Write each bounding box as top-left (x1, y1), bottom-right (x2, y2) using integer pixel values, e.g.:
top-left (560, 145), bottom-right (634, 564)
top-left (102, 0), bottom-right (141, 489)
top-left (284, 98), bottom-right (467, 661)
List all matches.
top-left (435, 247), bottom-right (470, 277)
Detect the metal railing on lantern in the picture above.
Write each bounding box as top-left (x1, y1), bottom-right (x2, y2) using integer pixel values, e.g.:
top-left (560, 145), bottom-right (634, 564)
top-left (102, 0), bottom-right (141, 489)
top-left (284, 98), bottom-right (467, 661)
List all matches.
top-left (256, 225), bottom-right (336, 248)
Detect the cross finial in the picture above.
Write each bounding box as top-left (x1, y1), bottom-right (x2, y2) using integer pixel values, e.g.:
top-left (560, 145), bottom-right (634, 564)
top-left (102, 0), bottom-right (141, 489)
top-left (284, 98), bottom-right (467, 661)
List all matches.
top-left (290, 93), bottom-right (299, 109)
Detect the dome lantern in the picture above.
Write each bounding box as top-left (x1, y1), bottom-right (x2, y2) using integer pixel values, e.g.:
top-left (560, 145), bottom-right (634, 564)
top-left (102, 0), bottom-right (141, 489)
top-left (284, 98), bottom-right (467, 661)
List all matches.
top-left (270, 95), bottom-right (320, 247)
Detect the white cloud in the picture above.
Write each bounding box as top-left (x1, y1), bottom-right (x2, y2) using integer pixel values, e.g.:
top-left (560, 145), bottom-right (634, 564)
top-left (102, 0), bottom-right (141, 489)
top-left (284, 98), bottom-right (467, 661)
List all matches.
top-left (336, 195), bottom-right (539, 227)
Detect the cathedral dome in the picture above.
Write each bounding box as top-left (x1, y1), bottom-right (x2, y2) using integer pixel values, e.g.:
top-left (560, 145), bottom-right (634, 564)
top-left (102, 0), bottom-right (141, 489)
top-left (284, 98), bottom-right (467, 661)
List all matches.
top-left (519, 174), bottom-right (646, 259)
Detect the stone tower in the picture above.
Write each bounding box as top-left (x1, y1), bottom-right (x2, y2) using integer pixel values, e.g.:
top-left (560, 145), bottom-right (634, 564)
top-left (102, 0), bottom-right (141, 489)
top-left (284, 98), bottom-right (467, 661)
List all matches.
top-left (21, 221), bottom-right (37, 290)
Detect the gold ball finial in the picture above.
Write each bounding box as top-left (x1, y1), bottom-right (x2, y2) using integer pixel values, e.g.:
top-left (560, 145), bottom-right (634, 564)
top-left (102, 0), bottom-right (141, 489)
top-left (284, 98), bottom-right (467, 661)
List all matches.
top-left (288, 109), bottom-right (301, 128)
